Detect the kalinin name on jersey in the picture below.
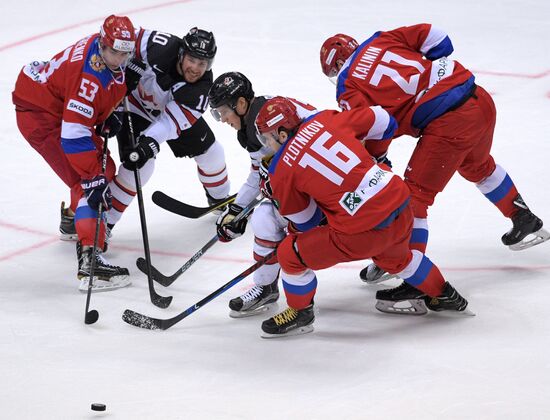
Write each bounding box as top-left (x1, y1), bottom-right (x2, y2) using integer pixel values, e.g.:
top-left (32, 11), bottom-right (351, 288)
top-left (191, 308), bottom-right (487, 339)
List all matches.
top-left (282, 120), bottom-right (324, 167)
top-left (351, 46), bottom-right (382, 81)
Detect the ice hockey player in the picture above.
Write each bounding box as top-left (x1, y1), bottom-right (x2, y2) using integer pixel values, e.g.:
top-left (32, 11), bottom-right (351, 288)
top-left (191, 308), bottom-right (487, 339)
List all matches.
top-left (12, 15), bottom-right (134, 291)
top-left (254, 96), bottom-right (472, 337)
top-left (207, 72), bottom-right (317, 318)
top-left (320, 24), bottom-right (549, 287)
top-left (105, 27), bottom-right (230, 232)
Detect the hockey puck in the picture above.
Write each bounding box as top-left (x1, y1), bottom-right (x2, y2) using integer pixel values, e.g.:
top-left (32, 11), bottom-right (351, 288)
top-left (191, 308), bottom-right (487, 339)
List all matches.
top-left (91, 403), bottom-right (106, 411)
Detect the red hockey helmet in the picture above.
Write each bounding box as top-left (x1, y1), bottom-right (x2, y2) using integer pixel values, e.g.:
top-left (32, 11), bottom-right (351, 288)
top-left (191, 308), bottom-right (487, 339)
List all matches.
top-left (320, 34), bottom-right (358, 77)
top-left (255, 97), bottom-right (302, 147)
top-left (100, 15), bottom-right (136, 53)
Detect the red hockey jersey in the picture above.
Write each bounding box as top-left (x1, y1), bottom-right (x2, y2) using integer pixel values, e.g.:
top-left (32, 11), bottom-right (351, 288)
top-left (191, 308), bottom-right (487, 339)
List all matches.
top-left (12, 35), bottom-right (127, 179)
top-left (336, 24), bottom-right (475, 138)
top-left (269, 108), bottom-right (409, 234)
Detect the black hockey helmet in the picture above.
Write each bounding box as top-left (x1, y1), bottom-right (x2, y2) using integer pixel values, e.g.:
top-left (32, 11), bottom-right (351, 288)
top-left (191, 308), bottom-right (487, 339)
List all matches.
top-left (179, 27), bottom-right (217, 70)
top-left (208, 72), bottom-right (254, 109)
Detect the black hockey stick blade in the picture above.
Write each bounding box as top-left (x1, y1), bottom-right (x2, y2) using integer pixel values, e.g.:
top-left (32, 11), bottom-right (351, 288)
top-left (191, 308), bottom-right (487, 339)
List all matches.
top-left (122, 250), bottom-right (277, 330)
top-left (152, 191), bottom-right (237, 219)
top-left (136, 257), bottom-right (179, 287)
top-left (85, 309), bottom-right (99, 325)
top-left (136, 234), bottom-right (219, 287)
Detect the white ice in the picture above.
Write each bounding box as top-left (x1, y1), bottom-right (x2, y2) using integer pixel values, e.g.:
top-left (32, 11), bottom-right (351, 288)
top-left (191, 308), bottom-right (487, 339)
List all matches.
top-left (1, 1), bottom-right (549, 419)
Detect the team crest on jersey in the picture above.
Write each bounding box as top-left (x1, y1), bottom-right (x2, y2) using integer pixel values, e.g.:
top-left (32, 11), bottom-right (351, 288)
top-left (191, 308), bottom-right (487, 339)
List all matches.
top-left (89, 54), bottom-right (106, 72)
top-left (339, 191), bottom-right (364, 215)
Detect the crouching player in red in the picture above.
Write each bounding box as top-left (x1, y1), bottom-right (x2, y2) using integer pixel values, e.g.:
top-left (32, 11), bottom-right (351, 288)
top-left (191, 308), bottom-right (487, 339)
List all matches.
top-left (255, 97), bottom-right (472, 338)
top-left (12, 15), bottom-right (135, 291)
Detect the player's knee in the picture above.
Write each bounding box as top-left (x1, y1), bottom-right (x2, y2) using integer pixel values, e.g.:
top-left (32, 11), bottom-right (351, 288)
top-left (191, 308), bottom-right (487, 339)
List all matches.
top-left (278, 235), bottom-right (308, 275)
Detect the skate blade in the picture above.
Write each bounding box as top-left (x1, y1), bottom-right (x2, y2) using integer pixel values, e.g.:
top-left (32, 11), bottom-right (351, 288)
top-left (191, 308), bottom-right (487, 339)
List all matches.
top-left (430, 307), bottom-right (476, 317)
top-left (508, 228), bottom-right (550, 251)
top-left (362, 272), bottom-right (398, 285)
top-left (78, 276), bottom-right (131, 292)
top-left (229, 303), bottom-right (276, 319)
top-left (59, 233), bottom-right (78, 241)
top-left (261, 325), bottom-right (314, 339)
top-left (375, 299), bottom-right (428, 316)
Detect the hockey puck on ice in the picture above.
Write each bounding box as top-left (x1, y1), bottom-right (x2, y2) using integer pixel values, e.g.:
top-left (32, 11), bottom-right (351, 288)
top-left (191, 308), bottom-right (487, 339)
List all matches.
top-left (91, 403), bottom-right (106, 411)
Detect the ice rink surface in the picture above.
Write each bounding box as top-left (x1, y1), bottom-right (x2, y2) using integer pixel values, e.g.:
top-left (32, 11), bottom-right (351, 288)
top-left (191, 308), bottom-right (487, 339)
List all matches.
top-left (1, 1), bottom-right (549, 418)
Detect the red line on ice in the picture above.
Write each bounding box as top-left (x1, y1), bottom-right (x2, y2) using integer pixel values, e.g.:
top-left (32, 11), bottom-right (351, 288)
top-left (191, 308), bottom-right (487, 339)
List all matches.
top-left (0, 0), bottom-right (193, 52)
top-left (1, 220), bottom-right (550, 272)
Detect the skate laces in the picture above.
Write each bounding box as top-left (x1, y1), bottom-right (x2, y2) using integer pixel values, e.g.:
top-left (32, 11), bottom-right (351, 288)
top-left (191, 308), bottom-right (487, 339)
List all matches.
top-left (95, 253), bottom-right (117, 269)
top-left (273, 307), bottom-right (298, 326)
top-left (241, 285), bottom-right (264, 303)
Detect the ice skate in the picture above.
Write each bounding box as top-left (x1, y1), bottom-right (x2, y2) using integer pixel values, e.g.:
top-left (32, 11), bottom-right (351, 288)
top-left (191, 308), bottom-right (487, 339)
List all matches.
top-left (229, 280), bottom-right (279, 318)
top-left (424, 282), bottom-right (474, 316)
top-left (375, 282), bottom-right (428, 315)
top-left (59, 201), bottom-right (77, 241)
top-left (359, 263), bottom-right (397, 284)
top-left (261, 305), bottom-right (314, 338)
top-left (77, 241), bottom-right (130, 292)
top-left (502, 204), bottom-right (549, 251)
top-left (205, 189), bottom-right (230, 215)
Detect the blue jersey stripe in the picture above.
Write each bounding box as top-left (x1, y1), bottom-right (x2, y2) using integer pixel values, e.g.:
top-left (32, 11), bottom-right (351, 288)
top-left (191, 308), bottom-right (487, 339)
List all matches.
top-left (382, 115), bottom-right (398, 139)
top-left (425, 36), bottom-right (453, 60)
top-left (61, 136), bottom-right (96, 154)
top-left (294, 207), bottom-right (323, 232)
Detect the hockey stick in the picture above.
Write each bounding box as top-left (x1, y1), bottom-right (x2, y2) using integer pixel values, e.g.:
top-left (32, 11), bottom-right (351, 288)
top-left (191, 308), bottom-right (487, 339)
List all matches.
top-left (122, 250), bottom-right (277, 330)
top-left (125, 98), bottom-right (173, 309)
top-left (135, 196), bottom-right (263, 287)
top-left (84, 137), bottom-right (109, 325)
top-left (152, 191), bottom-right (237, 218)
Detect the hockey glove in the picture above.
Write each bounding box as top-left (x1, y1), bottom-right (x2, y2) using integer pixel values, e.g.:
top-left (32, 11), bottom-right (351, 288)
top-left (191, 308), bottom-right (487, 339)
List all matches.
top-left (216, 203), bottom-right (248, 242)
top-left (122, 136), bottom-right (160, 170)
top-left (95, 111), bottom-right (123, 138)
top-left (259, 155), bottom-right (274, 200)
top-left (125, 58), bottom-right (146, 95)
top-left (81, 175), bottom-right (112, 211)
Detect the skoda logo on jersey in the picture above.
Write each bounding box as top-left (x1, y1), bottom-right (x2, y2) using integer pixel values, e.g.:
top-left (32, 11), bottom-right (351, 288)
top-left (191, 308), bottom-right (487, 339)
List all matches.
top-left (339, 191), bottom-right (364, 216)
top-left (67, 99), bottom-right (94, 119)
top-left (89, 54), bottom-right (106, 72)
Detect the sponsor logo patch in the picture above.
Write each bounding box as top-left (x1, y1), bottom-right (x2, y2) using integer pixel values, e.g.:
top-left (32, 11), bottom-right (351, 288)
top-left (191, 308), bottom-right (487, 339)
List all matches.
top-left (67, 99), bottom-right (94, 119)
top-left (339, 191), bottom-right (364, 215)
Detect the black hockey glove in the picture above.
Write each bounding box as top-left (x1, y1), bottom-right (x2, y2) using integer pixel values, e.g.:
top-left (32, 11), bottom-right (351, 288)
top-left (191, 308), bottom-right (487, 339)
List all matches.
top-left (122, 136), bottom-right (160, 170)
top-left (81, 175), bottom-right (112, 211)
top-left (259, 155), bottom-right (274, 200)
top-left (374, 152), bottom-right (392, 168)
top-left (216, 203), bottom-right (248, 242)
top-left (125, 58), bottom-right (146, 95)
top-left (95, 111), bottom-right (123, 138)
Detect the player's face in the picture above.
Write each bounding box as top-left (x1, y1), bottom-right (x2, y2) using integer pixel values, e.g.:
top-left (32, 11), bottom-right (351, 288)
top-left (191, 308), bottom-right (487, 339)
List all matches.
top-left (210, 104), bottom-right (241, 130)
top-left (101, 46), bottom-right (132, 71)
top-left (258, 130), bottom-right (283, 152)
top-left (180, 55), bottom-right (208, 83)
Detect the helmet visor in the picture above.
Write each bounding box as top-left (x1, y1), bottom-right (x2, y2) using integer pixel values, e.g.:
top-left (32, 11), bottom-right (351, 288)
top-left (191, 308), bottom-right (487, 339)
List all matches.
top-left (256, 129), bottom-right (279, 149)
top-left (210, 104), bottom-right (235, 122)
